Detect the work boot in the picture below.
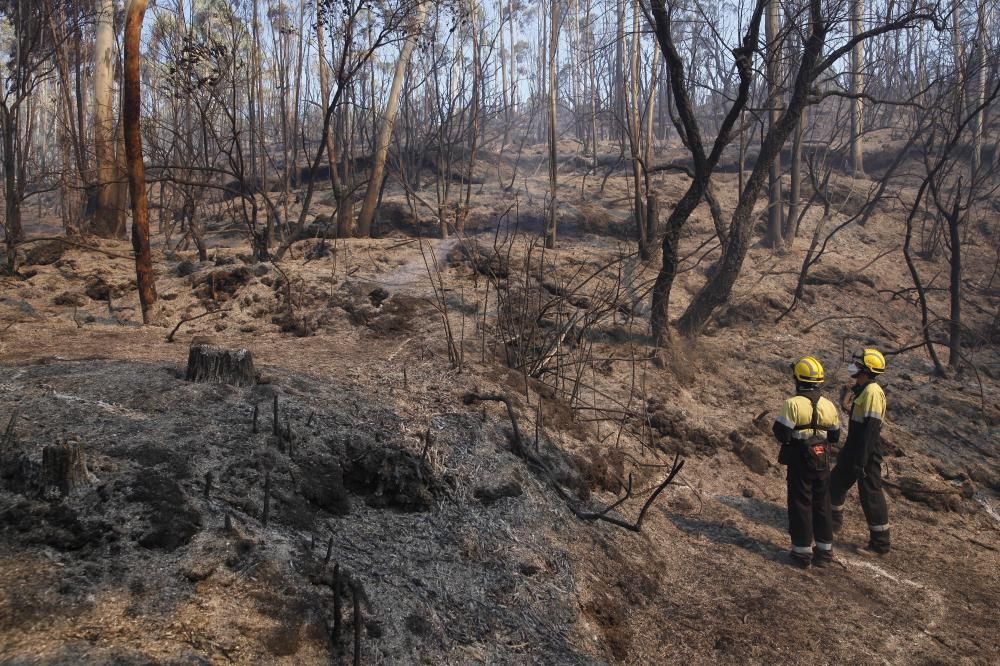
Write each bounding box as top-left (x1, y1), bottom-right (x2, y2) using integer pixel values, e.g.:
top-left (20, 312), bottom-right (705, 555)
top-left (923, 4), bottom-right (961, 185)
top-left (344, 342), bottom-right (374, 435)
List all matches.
top-left (789, 550), bottom-right (812, 569)
top-left (813, 545), bottom-right (834, 568)
top-left (867, 526), bottom-right (891, 554)
top-left (862, 541), bottom-right (890, 555)
top-left (857, 541), bottom-right (890, 556)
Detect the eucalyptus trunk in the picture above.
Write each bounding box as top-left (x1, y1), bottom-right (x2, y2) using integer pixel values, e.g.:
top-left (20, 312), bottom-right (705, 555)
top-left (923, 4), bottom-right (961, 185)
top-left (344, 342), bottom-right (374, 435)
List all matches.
top-left (123, 0), bottom-right (157, 323)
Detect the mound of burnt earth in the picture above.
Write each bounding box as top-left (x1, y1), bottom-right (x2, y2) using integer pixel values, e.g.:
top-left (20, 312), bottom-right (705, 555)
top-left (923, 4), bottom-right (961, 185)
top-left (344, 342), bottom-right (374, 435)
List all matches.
top-left (0, 360), bottom-right (598, 663)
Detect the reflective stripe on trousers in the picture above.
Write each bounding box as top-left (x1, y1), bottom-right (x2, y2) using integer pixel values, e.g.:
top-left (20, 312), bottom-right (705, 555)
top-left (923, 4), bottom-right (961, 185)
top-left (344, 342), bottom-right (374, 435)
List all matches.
top-left (869, 523), bottom-right (890, 533)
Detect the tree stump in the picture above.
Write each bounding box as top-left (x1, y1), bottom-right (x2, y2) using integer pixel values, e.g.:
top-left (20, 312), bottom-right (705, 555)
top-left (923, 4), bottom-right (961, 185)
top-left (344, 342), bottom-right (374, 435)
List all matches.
top-left (41, 442), bottom-right (90, 497)
top-left (185, 337), bottom-right (256, 387)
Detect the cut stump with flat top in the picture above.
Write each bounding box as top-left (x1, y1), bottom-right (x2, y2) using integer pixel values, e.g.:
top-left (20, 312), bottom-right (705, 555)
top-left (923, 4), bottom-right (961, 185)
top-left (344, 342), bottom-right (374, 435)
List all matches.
top-left (185, 337), bottom-right (256, 387)
top-left (42, 442), bottom-right (90, 497)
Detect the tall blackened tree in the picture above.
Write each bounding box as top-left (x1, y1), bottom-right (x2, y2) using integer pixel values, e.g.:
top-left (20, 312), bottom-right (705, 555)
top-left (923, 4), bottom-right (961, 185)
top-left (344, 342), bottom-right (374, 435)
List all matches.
top-left (0, 0), bottom-right (56, 272)
top-left (643, 0), bottom-right (942, 341)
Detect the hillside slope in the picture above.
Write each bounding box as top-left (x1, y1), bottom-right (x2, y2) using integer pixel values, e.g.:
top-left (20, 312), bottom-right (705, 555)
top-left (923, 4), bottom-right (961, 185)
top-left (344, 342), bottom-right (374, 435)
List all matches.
top-left (1, 152), bottom-right (998, 664)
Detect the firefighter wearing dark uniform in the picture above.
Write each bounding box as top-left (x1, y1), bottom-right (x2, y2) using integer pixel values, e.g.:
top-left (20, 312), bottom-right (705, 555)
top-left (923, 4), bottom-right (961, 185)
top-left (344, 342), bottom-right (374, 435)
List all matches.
top-left (773, 356), bottom-right (841, 568)
top-left (830, 348), bottom-right (891, 554)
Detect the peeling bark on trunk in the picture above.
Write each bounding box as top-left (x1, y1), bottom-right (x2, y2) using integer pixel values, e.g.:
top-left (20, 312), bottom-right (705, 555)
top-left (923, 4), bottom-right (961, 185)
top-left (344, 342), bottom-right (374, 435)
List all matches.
top-left (93, 0), bottom-right (125, 238)
top-left (972, 1), bottom-right (988, 175)
top-left (316, 10), bottom-right (353, 239)
top-left (356, 2), bottom-right (428, 238)
top-left (123, 0), bottom-right (157, 323)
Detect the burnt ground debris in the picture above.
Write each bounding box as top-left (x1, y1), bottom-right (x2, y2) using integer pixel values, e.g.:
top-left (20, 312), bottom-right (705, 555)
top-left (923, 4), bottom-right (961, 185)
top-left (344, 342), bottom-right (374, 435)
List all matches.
top-left (0, 360), bottom-right (599, 663)
top-left (1, 134), bottom-right (999, 663)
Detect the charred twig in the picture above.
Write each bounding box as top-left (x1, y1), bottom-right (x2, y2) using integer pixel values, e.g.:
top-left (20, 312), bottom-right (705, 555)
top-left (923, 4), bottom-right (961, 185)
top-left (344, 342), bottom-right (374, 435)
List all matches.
top-left (332, 564), bottom-right (342, 644)
top-left (463, 392), bottom-right (524, 452)
top-left (385, 238), bottom-right (418, 251)
top-left (272, 394), bottom-right (279, 436)
top-left (590, 474), bottom-right (634, 516)
top-left (419, 237), bottom-right (462, 369)
top-left (353, 583), bottom-right (362, 666)
top-left (1, 410), bottom-right (17, 449)
top-left (463, 391), bottom-right (684, 533)
top-left (801, 314), bottom-right (898, 340)
top-left (166, 308), bottom-right (229, 342)
top-left (14, 236), bottom-right (133, 260)
top-left (420, 428), bottom-right (432, 462)
top-left (567, 454), bottom-right (684, 532)
top-left (534, 398), bottom-right (543, 452)
top-left (262, 471), bottom-right (271, 526)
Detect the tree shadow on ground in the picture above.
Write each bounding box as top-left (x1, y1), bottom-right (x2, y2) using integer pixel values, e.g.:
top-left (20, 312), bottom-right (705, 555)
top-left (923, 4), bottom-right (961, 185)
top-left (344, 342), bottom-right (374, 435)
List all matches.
top-left (714, 495), bottom-right (788, 532)
top-left (667, 513), bottom-right (785, 564)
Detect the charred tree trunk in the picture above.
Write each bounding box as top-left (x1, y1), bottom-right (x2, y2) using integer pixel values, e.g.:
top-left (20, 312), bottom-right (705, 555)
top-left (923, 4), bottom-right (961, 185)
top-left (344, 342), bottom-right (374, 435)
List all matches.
top-left (947, 193), bottom-right (962, 369)
top-left (628, 0), bottom-right (647, 258)
top-left (646, 0), bottom-right (767, 344)
top-left (123, 0), bottom-right (157, 323)
top-left (186, 338), bottom-right (256, 387)
top-left (765, 0), bottom-right (784, 249)
top-left (677, 2), bottom-right (829, 335)
top-left (1, 105), bottom-right (21, 273)
top-left (646, 193), bottom-right (659, 248)
top-left (903, 188), bottom-right (947, 376)
top-left (850, 0), bottom-right (865, 177)
top-left (545, 0), bottom-right (560, 249)
top-left (785, 104), bottom-right (806, 243)
top-left (650, 185), bottom-right (702, 344)
top-left (316, 9), bottom-right (352, 239)
top-left (463, 0), bottom-right (483, 233)
top-left (42, 441), bottom-right (90, 497)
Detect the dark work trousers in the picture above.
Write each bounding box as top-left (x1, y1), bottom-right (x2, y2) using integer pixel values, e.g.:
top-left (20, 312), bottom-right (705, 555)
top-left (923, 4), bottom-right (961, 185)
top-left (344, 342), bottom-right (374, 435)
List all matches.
top-left (830, 443), bottom-right (890, 548)
top-left (786, 450), bottom-right (834, 551)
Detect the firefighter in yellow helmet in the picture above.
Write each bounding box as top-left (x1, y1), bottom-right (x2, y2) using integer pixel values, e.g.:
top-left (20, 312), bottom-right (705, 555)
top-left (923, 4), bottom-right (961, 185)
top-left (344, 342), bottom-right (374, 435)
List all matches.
top-left (830, 348), bottom-right (891, 554)
top-left (773, 356), bottom-right (841, 568)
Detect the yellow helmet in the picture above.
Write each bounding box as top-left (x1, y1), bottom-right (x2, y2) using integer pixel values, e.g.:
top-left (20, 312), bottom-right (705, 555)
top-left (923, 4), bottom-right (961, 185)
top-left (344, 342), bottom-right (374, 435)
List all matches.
top-left (850, 348), bottom-right (886, 376)
top-left (793, 356), bottom-right (825, 385)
